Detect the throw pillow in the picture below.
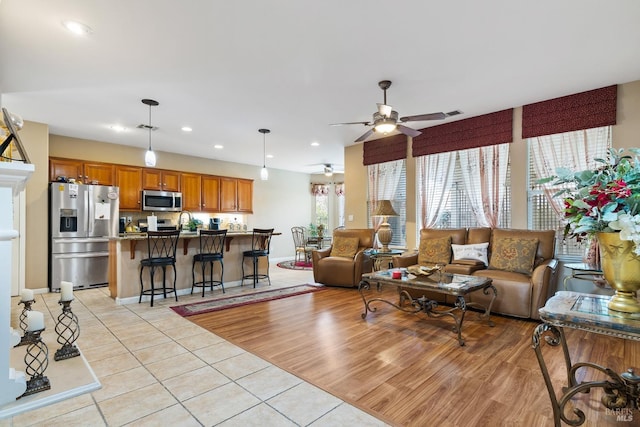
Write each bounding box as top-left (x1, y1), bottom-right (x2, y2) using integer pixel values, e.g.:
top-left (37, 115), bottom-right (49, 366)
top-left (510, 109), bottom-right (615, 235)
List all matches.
top-left (417, 236), bottom-right (452, 265)
top-left (451, 242), bottom-right (489, 266)
top-left (489, 237), bottom-right (539, 275)
top-left (330, 236), bottom-right (360, 258)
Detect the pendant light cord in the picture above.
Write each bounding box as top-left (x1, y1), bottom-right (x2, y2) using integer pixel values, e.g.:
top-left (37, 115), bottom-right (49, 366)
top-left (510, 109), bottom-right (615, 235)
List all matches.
top-left (148, 105), bottom-right (152, 151)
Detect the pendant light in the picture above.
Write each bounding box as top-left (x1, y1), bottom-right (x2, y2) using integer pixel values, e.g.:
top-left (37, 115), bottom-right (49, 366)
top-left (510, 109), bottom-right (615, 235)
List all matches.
top-left (259, 128), bottom-right (270, 180)
top-left (142, 98), bottom-right (159, 167)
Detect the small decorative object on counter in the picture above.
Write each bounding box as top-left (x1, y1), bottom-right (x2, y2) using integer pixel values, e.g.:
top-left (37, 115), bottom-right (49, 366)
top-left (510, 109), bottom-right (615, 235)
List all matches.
top-left (54, 295), bottom-right (80, 361)
top-left (19, 311), bottom-right (50, 398)
top-left (15, 292), bottom-right (35, 347)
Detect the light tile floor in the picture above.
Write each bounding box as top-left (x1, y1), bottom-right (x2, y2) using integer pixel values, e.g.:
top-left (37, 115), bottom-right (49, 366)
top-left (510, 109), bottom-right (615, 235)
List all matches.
top-left (3, 263), bottom-right (388, 427)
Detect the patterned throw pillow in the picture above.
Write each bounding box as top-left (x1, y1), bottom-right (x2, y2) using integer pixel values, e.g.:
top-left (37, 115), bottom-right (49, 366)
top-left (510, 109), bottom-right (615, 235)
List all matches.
top-left (330, 236), bottom-right (360, 258)
top-left (489, 237), bottom-right (539, 275)
top-left (451, 242), bottom-right (489, 266)
top-left (417, 236), bottom-right (452, 265)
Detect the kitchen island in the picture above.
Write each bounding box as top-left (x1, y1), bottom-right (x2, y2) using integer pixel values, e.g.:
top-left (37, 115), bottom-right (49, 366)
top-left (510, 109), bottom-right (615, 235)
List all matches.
top-left (109, 231), bottom-right (278, 303)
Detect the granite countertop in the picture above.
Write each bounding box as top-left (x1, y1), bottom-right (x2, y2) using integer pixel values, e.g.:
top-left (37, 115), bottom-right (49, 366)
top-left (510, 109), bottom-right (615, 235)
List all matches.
top-left (117, 230), bottom-right (255, 240)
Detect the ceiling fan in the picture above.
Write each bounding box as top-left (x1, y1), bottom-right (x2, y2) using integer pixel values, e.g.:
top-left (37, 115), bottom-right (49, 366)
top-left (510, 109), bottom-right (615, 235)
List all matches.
top-left (331, 80), bottom-right (461, 142)
top-left (310, 163), bottom-right (344, 176)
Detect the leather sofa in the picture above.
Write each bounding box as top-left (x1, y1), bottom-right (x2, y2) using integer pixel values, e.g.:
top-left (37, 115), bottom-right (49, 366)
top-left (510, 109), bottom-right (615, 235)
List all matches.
top-left (312, 228), bottom-right (375, 288)
top-left (393, 228), bottom-right (558, 320)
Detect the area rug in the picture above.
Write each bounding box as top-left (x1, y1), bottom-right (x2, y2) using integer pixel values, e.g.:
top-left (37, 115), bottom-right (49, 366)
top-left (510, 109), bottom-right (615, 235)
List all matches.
top-left (170, 284), bottom-right (324, 317)
top-left (276, 260), bottom-right (312, 270)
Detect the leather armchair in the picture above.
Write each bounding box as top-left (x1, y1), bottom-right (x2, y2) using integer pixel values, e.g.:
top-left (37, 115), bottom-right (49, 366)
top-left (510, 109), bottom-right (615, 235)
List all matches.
top-left (312, 228), bottom-right (374, 288)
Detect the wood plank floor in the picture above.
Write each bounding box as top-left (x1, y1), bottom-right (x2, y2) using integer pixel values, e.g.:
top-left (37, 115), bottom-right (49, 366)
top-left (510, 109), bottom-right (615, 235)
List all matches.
top-left (189, 286), bottom-right (640, 426)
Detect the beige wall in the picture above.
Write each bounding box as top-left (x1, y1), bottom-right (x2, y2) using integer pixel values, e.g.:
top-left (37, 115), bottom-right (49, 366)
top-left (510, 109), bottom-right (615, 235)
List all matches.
top-left (20, 121), bottom-right (49, 292)
top-left (344, 79), bottom-right (640, 251)
top-left (22, 133), bottom-right (312, 291)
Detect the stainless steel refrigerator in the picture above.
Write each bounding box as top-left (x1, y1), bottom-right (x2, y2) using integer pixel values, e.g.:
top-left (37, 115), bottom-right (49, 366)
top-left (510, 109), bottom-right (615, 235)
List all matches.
top-left (49, 183), bottom-right (119, 291)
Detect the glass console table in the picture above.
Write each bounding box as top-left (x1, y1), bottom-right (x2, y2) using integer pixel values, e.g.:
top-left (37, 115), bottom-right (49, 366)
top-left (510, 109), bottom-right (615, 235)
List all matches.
top-left (533, 291), bottom-right (640, 426)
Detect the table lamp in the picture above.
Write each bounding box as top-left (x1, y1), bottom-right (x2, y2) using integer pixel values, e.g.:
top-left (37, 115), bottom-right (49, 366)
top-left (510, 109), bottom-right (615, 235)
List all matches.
top-left (373, 200), bottom-right (398, 252)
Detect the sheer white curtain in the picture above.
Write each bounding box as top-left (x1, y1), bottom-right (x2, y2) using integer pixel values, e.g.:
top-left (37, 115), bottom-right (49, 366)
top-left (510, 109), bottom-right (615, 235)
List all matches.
top-left (417, 152), bottom-right (456, 228)
top-left (530, 126), bottom-right (611, 219)
top-left (368, 160), bottom-right (403, 233)
top-left (458, 143), bottom-right (509, 227)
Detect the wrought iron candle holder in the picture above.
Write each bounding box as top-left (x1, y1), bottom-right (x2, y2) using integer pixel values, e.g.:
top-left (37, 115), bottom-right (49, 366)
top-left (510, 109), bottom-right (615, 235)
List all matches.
top-left (19, 328), bottom-right (51, 398)
top-left (15, 299), bottom-right (35, 347)
top-left (54, 299), bottom-right (80, 361)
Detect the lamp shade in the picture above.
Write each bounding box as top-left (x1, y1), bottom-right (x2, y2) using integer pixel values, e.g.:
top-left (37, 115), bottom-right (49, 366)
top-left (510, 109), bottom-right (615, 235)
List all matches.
top-left (373, 200), bottom-right (398, 217)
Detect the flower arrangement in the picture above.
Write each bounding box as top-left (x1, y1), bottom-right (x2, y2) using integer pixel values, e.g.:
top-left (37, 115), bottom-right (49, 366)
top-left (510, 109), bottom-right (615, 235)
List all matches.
top-left (542, 148), bottom-right (640, 254)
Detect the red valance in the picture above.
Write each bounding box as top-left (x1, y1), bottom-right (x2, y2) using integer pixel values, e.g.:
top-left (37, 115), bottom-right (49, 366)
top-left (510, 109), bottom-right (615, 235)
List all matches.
top-left (522, 85), bottom-right (617, 138)
top-left (412, 109), bottom-right (513, 157)
top-left (362, 133), bottom-right (407, 166)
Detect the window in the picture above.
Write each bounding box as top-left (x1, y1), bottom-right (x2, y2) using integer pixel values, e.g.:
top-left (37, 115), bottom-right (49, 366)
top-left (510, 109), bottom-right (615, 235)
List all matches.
top-left (367, 160), bottom-right (406, 247)
top-left (527, 126), bottom-right (612, 257)
top-left (417, 145), bottom-right (511, 231)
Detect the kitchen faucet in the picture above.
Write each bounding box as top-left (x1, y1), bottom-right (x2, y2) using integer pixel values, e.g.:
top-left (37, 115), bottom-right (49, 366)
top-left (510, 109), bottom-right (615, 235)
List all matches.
top-left (178, 210), bottom-right (192, 230)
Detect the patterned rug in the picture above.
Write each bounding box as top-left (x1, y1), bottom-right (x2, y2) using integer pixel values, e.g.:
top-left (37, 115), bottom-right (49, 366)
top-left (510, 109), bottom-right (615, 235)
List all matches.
top-left (277, 260), bottom-right (312, 270)
top-left (170, 284), bottom-right (324, 317)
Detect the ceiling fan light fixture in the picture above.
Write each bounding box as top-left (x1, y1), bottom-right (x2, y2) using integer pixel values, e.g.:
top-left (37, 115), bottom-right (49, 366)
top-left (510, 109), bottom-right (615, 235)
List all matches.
top-left (374, 120), bottom-right (397, 134)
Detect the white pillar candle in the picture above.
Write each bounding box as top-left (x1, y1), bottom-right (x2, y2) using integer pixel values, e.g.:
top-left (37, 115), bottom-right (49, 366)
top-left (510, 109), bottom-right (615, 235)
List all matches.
top-left (26, 311), bottom-right (44, 332)
top-left (20, 289), bottom-right (34, 302)
top-left (60, 281), bottom-right (74, 301)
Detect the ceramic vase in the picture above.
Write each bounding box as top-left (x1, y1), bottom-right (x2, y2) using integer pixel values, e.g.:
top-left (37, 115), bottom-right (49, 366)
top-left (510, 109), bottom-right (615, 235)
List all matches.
top-left (598, 232), bottom-right (640, 313)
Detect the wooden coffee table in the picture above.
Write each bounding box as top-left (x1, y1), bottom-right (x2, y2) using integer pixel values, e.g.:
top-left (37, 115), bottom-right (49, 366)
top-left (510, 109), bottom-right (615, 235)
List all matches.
top-left (359, 269), bottom-right (497, 346)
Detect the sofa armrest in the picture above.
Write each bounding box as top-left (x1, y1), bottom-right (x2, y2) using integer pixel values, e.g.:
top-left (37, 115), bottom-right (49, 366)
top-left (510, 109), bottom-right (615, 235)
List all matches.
top-left (354, 249), bottom-right (373, 277)
top-left (529, 258), bottom-right (559, 320)
top-left (393, 253), bottom-right (418, 268)
top-left (312, 247), bottom-right (331, 263)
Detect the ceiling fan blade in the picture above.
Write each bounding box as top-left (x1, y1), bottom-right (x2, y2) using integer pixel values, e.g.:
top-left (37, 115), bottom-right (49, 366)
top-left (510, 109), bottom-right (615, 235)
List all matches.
top-left (397, 125), bottom-right (421, 138)
top-left (330, 121), bottom-right (371, 126)
top-left (399, 112), bottom-right (447, 122)
top-left (377, 103), bottom-right (393, 117)
top-left (354, 128), bottom-right (375, 142)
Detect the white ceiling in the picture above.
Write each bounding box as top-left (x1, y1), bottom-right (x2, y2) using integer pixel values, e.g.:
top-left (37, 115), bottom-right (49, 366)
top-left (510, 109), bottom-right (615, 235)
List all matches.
top-left (1, 0), bottom-right (640, 174)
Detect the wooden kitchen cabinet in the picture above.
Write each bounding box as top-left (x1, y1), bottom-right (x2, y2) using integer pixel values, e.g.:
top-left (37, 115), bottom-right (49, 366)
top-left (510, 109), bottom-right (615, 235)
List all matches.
top-left (83, 162), bottom-right (115, 185)
top-left (236, 178), bottom-right (253, 213)
top-left (220, 177), bottom-right (253, 213)
top-left (116, 166), bottom-right (143, 210)
top-left (201, 175), bottom-right (221, 212)
top-left (142, 169), bottom-right (181, 192)
top-left (181, 173), bottom-right (202, 211)
top-left (49, 158), bottom-right (114, 185)
top-left (49, 158), bottom-right (83, 182)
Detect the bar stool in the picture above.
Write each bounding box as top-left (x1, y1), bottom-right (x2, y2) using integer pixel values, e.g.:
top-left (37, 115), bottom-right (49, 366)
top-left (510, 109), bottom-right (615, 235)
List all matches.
top-left (241, 228), bottom-right (274, 288)
top-left (139, 230), bottom-right (180, 307)
top-left (192, 229), bottom-right (227, 297)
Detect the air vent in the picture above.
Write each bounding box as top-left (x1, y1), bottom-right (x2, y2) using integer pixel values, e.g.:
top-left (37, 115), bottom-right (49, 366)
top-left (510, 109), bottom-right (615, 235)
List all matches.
top-left (446, 110), bottom-right (462, 117)
top-left (137, 124), bottom-right (158, 131)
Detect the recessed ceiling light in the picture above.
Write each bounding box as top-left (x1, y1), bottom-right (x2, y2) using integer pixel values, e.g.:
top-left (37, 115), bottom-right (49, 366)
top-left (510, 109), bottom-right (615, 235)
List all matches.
top-left (266, 154), bottom-right (274, 159)
top-left (214, 144), bottom-right (223, 149)
top-left (181, 126), bottom-right (192, 132)
top-left (62, 20), bottom-right (93, 36)
top-left (311, 142), bottom-right (320, 147)
top-left (110, 125), bottom-right (126, 132)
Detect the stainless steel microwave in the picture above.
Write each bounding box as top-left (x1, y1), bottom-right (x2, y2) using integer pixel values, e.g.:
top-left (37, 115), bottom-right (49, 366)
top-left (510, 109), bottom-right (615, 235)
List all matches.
top-left (141, 190), bottom-right (182, 212)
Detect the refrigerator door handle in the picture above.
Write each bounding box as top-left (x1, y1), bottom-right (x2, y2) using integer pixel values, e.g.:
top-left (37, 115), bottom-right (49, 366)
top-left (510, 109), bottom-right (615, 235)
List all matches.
top-left (52, 238), bottom-right (110, 244)
top-left (86, 185), bottom-right (93, 235)
top-left (53, 252), bottom-right (109, 259)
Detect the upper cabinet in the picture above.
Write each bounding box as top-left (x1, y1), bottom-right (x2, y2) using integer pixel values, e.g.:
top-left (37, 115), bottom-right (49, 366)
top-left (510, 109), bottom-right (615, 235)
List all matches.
top-left (180, 173), bottom-right (202, 211)
top-left (49, 158), bottom-right (115, 185)
top-left (84, 162), bottom-right (115, 185)
top-left (220, 177), bottom-right (253, 213)
top-left (201, 175), bottom-right (221, 212)
top-left (142, 169), bottom-right (180, 192)
top-left (49, 157), bottom-right (253, 213)
top-left (116, 166), bottom-right (143, 211)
